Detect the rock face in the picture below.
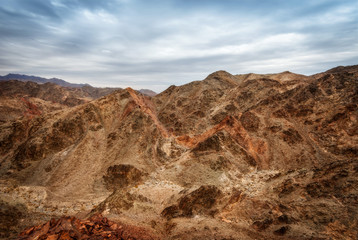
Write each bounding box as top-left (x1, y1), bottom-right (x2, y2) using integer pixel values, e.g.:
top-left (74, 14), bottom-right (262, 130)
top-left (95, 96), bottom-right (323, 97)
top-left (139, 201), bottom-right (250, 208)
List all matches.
top-left (0, 65), bottom-right (357, 239)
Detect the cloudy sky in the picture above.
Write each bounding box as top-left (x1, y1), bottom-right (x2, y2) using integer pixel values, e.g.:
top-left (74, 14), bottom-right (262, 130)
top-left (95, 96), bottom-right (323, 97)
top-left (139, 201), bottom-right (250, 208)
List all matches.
top-left (0, 0), bottom-right (357, 92)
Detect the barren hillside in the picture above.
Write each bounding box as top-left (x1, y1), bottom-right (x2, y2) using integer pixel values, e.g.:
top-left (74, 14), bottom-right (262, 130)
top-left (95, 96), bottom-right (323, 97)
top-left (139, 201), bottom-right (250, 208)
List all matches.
top-left (0, 65), bottom-right (357, 239)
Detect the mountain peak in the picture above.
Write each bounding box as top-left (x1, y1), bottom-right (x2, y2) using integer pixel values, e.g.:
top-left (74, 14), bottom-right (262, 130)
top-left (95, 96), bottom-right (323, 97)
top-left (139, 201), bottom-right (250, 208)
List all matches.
top-left (204, 70), bottom-right (238, 86)
top-left (205, 70), bottom-right (233, 79)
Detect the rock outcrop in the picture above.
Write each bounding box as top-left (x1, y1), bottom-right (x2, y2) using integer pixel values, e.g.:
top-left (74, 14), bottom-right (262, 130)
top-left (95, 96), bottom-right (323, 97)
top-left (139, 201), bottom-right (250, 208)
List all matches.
top-left (18, 214), bottom-right (160, 240)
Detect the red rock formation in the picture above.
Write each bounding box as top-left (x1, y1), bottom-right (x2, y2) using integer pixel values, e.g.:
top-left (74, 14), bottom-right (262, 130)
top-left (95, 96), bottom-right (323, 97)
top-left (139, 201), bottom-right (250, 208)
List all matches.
top-left (20, 97), bottom-right (42, 118)
top-left (18, 214), bottom-right (160, 240)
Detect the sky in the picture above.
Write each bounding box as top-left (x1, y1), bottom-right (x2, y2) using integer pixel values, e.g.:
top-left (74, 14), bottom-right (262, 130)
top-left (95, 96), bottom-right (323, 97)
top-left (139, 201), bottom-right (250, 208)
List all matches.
top-left (0, 0), bottom-right (357, 92)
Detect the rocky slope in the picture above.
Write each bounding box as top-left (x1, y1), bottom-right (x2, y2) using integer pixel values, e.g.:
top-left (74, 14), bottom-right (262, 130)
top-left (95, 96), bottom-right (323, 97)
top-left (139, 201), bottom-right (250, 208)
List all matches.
top-left (0, 65), bottom-right (357, 239)
top-left (0, 80), bottom-right (123, 123)
top-left (0, 80), bottom-right (156, 124)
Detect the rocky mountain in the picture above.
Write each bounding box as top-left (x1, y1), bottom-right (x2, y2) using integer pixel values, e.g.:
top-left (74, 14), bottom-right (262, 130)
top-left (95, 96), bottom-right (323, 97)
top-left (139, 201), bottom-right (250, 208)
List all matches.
top-left (0, 74), bottom-right (157, 97)
top-left (0, 76), bottom-right (156, 123)
top-left (0, 65), bottom-right (357, 239)
top-left (0, 80), bottom-right (124, 123)
top-left (0, 74), bottom-right (88, 88)
top-left (139, 89), bottom-right (157, 97)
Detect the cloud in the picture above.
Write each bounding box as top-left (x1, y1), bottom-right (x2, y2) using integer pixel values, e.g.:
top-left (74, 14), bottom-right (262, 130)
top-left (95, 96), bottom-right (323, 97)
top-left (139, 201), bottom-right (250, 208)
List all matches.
top-left (0, 0), bottom-right (357, 92)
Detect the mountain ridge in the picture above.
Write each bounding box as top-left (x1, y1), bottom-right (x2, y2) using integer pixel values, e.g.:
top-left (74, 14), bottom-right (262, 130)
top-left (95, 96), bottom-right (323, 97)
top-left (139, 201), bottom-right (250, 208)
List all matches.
top-left (0, 73), bottom-right (157, 97)
top-left (0, 73), bottom-right (89, 88)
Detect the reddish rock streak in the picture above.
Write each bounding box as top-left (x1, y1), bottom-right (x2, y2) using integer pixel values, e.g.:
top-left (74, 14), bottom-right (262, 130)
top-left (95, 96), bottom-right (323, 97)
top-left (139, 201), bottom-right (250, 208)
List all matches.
top-left (126, 87), bottom-right (170, 138)
top-left (20, 97), bottom-right (42, 118)
top-left (177, 116), bottom-right (268, 168)
top-left (124, 88), bottom-right (267, 168)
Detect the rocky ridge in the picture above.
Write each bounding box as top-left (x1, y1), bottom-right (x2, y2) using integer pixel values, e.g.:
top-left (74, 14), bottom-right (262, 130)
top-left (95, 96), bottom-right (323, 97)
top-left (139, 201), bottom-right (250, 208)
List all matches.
top-left (0, 80), bottom-right (157, 123)
top-left (0, 80), bottom-right (120, 123)
top-left (0, 65), bottom-right (357, 239)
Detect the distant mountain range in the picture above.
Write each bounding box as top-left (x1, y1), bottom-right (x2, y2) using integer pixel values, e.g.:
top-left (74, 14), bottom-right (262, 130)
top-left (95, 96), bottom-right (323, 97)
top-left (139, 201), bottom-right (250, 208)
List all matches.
top-left (0, 73), bottom-right (157, 96)
top-left (0, 73), bottom-right (89, 88)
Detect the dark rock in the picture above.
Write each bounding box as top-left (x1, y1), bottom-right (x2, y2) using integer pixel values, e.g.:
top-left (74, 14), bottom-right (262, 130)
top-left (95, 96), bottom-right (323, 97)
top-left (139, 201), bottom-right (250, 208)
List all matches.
top-left (240, 111), bottom-right (260, 132)
top-left (277, 214), bottom-right (291, 224)
top-left (252, 218), bottom-right (273, 231)
top-left (281, 128), bottom-right (303, 145)
top-left (193, 135), bottom-right (221, 152)
top-left (103, 164), bottom-right (145, 191)
top-left (161, 185), bottom-right (222, 219)
top-left (0, 201), bottom-right (27, 239)
top-left (273, 226), bottom-right (289, 235)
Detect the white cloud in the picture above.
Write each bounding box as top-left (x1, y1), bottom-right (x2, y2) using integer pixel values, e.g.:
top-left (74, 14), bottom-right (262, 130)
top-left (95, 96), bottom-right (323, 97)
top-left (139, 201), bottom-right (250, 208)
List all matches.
top-left (0, 0), bottom-right (357, 92)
